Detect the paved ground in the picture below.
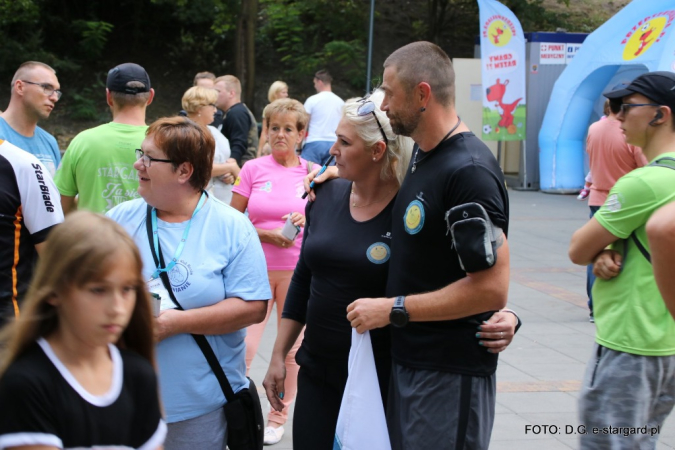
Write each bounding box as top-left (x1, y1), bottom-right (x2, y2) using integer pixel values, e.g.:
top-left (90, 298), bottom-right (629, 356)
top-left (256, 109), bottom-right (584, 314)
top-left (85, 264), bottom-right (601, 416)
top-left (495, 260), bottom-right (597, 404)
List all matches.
top-left (247, 189), bottom-right (675, 449)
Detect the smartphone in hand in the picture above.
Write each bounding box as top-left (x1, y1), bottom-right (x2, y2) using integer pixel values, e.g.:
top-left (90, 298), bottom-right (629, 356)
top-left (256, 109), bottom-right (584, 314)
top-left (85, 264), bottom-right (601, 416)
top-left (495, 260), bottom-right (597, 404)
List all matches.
top-left (281, 213), bottom-right (301, 241)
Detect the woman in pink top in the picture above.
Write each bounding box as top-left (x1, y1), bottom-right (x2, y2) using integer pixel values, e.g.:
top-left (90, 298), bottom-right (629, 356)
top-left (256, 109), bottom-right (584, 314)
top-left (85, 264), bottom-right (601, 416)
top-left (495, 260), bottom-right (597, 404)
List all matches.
top-left (231, 98), bottom-right (311, 445)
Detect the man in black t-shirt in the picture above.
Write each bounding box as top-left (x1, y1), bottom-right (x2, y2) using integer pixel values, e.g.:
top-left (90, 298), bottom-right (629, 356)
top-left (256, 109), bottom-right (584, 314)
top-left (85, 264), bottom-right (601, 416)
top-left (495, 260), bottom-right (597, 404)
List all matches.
top-left (214, 75), bottom-right (258, 166)
top-left (346, 41), bottom-right (510, 450)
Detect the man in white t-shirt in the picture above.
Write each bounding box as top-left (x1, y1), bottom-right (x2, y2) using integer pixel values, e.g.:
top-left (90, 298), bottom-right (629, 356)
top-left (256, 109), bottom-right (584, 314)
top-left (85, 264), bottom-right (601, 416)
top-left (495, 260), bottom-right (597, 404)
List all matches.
top-left (302, 70), bottom-right (344, 165)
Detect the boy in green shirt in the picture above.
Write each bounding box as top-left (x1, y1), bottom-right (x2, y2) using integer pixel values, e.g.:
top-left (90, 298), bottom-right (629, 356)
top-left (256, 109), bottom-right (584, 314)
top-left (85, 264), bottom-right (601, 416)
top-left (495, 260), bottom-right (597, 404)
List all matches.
top-left (569, 71), bottom-right (675, 449)
top-left (55, 63), bottom-right (154, 213)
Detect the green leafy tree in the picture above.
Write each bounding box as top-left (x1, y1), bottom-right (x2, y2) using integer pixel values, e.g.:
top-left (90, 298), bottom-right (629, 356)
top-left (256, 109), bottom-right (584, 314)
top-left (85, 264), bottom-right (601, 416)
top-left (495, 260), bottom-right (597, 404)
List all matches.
top-left (259, 0), bottom-right (369, 89)
top-left (75, 21), bottom-right (114, 59)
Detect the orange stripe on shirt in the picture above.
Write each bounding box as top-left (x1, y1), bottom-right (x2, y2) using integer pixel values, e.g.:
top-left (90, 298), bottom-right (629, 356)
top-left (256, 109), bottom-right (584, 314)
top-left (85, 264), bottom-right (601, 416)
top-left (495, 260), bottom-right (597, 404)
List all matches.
top-left (12, 206), bottom-right (22, 318)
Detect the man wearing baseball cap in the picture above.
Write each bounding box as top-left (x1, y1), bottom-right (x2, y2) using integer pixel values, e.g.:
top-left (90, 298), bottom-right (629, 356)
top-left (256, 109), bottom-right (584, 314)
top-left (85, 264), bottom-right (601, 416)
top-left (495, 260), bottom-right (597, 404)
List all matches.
top-left (55, 63), bottom-right (155, 213)
top-left (583, 84), bottom-right (648, 323)
top-left (569, 71), bottom-right (675, 448)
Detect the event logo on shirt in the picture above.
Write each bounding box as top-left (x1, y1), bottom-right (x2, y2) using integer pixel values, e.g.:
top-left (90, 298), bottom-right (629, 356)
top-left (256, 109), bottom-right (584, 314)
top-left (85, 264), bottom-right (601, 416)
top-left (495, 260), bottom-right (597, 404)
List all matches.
top-left (367, 242), bottom-right (390, 264)
top-left (404, 199), bottom-right (425, 235)
top-left (102, 182), bottom-right (140, 211)
top-left (97, 164), bottom-right (137, 180)
top-left (621, 12), bottom-right (674, 61)
top-left (169, 260), bottom-right (193, 292)
top-left (260, 181), bottom-right (272, 192)
top-left (604, 193), bottom-right (624, 213)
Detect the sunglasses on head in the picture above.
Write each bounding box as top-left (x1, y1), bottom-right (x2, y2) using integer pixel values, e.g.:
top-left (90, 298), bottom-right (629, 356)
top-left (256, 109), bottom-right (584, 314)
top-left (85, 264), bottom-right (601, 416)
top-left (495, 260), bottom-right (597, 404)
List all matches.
top-left (356, 96), bottom-right (389, 144)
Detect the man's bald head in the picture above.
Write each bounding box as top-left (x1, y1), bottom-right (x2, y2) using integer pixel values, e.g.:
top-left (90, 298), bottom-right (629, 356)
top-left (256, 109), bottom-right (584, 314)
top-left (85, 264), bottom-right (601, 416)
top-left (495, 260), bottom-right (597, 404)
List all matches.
top-left (11, 62), bottom-right (57, 90)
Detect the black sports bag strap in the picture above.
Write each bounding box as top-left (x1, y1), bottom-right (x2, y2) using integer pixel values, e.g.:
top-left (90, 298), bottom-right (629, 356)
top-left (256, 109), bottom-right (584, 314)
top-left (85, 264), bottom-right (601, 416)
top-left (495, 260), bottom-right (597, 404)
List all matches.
top-left (145, 205), bottom-right (162, 271)
top-left (145, 205), bottom-right (236, 402)
top-left (630, 231), bottom-right (651, 263)
top-left (650, 156), bottom-right (675, 170)
top-left (626, 156), bottom-right (675, 263)
top-left (619, 158), bottom-right (675, 264)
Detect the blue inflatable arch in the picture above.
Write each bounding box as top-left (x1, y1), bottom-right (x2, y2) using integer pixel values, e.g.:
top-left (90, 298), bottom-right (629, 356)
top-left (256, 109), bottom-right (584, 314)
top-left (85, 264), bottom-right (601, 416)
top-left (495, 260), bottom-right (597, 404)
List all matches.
top-left (538, 0), bottom-right (675, 191)
top-left (539, 65), bottom-right (647, 192)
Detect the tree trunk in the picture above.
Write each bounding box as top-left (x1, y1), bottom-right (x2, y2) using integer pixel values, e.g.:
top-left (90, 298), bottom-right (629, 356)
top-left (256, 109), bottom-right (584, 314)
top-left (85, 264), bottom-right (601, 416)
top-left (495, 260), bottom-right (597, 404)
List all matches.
top-left (245, 0), bottom-right (257, 111)
top-left (427, 0), bottom-right (449, 44)
top-left (234, 0), bottom-right (258, 110)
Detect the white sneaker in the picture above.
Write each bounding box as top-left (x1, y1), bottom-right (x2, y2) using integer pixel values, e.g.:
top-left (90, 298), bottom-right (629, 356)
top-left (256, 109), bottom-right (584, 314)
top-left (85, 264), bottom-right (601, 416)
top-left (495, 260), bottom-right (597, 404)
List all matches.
top-left (263, 426), bottom-right (284, 445)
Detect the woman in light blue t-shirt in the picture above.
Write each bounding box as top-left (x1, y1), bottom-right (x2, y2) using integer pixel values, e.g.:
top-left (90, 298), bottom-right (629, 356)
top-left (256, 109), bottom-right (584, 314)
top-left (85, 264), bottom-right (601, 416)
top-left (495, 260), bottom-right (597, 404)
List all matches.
top-left (108, 116), bottom-right (271, 450)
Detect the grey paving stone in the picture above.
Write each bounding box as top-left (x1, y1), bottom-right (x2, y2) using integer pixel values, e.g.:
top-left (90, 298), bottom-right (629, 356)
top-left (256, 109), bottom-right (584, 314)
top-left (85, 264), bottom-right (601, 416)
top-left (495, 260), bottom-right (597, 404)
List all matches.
top-left (244, 190), bottom-right (675, 449)
top-left (488, 439), bottom-right (575, 449)
top-left (491, 412), bottom-right (541, 441)
top-left (497, 392), bottom-right (579, 414)
top-left (496, 362), bottom-right (540, 384)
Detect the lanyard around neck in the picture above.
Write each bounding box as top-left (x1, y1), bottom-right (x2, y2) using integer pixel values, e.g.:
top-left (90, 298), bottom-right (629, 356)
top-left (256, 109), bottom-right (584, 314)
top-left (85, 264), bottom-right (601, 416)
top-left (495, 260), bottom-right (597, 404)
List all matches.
top-left (150, 192), bottom-right (207, 279)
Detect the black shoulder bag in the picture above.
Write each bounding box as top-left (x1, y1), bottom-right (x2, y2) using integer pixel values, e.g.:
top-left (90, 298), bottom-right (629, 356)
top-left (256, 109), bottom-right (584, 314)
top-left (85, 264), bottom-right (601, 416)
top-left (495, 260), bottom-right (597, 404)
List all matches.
top-left (145, 205), bottom-right (264, 450)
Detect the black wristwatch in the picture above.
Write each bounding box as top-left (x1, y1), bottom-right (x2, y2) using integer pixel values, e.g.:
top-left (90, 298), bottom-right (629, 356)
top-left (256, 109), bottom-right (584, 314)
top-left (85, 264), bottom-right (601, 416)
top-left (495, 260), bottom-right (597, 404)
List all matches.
top-left (390, 296), bottom-right (409, 328)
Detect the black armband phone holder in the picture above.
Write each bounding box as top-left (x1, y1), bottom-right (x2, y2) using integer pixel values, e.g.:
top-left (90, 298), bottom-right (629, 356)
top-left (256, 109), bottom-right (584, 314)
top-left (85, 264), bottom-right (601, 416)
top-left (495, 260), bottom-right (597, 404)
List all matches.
top-left (445, 202), bottom-right (497, 272)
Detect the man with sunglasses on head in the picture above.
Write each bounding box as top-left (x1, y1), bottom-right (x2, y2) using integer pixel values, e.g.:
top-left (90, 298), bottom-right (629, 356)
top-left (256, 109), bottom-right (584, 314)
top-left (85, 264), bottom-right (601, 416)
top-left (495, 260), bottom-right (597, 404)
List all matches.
top-left (344, 41), bottom-right (512, 450)
top-left (569, 71), bottom-right (675, 449)
top-left (54, 63), bottom-right (154, 214)
top-left (0, 61), bottom-right (61, 176)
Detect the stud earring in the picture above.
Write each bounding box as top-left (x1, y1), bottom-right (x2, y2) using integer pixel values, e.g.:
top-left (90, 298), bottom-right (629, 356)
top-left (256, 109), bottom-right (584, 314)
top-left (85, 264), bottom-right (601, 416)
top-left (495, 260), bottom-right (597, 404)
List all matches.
top-left (373, 157), bottom-right (377, 161)
top-left (420, 107), bottom-right (426, 112)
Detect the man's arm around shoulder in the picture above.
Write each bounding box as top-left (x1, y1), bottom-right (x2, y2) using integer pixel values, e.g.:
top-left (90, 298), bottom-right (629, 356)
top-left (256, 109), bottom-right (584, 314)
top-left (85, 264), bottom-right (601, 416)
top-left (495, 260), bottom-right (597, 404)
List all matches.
top-left (347, 232), bottom-right (510, 333)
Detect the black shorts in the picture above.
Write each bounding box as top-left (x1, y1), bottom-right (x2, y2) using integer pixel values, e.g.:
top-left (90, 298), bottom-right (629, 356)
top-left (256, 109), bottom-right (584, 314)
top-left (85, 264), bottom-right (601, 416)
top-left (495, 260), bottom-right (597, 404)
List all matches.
top-left (387, 362), bottom-right (496, 450)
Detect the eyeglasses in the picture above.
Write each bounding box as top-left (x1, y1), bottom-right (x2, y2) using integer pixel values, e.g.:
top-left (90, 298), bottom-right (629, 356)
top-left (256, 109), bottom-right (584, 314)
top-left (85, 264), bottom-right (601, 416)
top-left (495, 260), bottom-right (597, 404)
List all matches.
top-left (620, 103), bottom-right (661, 114)
top-left (135, 149), bottom-right (173, 168)
top-left (357, 97), bottom-right (389, 144)
top-left (21, 80), bottom-right (62, 100)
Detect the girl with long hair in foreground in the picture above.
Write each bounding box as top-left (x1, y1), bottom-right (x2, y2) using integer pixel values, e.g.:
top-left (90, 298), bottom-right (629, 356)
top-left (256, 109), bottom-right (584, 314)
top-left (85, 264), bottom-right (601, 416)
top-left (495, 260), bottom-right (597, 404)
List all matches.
top-left (0, 211), bottom-right (165, 450)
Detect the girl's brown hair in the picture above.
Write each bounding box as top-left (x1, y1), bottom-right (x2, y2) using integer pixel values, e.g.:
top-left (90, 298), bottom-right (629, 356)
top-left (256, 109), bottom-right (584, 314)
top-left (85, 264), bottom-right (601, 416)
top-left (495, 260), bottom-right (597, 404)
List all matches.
top-left (0, 211), bottom-right (155, 376)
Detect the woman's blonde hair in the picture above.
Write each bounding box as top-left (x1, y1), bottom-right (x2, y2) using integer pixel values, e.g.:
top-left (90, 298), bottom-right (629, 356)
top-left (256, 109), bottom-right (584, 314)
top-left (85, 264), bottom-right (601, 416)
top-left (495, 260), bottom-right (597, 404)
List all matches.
top-left (267, 81), bottom-right (288, 103)
top-left (0, 211), bottom-right (155, 377)
top-left (342, 89), bottom-right (413, 185)
top-left (182, 86), bottom-right (218, 114)
top-left (265, 98), bottom-right (309, 133)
